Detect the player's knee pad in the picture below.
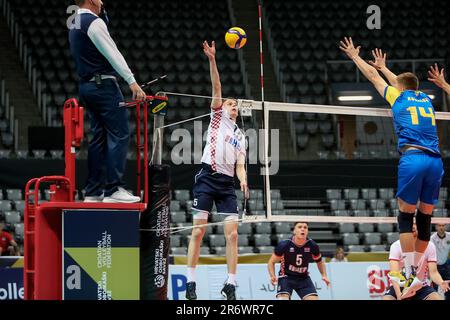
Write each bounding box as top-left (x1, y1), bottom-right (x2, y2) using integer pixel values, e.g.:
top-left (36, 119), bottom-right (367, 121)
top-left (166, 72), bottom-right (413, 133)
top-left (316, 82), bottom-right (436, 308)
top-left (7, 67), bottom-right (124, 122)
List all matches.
top-left (416, 210), bottom-right (431, 241)
top-left (397, 211), bottom-right (414, 234)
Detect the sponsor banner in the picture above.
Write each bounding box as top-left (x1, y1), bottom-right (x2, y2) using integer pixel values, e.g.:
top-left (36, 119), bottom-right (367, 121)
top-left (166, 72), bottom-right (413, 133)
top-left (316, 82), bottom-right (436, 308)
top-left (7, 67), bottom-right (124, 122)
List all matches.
top-left (62, 210), bottom-right (140, 300)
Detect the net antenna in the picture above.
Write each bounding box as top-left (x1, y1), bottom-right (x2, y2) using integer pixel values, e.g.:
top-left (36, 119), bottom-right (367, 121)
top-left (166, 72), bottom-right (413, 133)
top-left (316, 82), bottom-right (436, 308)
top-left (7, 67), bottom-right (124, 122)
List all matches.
top-left (258, 1), bottom-right (272, 221)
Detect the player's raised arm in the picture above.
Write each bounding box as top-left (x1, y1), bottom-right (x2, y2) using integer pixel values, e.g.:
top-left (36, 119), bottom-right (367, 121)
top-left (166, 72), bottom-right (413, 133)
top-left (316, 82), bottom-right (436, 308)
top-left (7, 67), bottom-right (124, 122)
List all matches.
top-left (339, 37), bottom-right (388, 97)
top-left (203, 40), bottom-right (222, 109)
top-left (369, 48), bottom-right (398, 87)
top-left (428, 64), bottom-right (450, 95)
top-left (268, 253), bottom-right (282, 285)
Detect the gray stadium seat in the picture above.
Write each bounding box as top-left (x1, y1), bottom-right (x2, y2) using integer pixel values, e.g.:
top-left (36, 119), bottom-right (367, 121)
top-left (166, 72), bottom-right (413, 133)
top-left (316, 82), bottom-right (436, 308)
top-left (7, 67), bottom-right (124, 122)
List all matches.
top-left (326, 189), bottom-right (341, 200)
top-left (435, 200), bottom-right (445, 209)
top-left (170, 235), bottom-right (182, 247)
top-left (379, 188), bottom-right (394, 200)
top-left (214, 246), bottom-right (226, 256)
top-left (353, 210), bottom-right (370, 217)
top-left (208, 234), bottom-right (226, 247)
top-left (275, 233), bottom-right (292, 242)
top-left (439, 187), bottom-right (448, 199)
top-left (174, 189), bottom-right (190, 206)
top-left (249, 189), bottom-right (263, 201)
top-left (373, 209), bottom-right (389, 217)
top-left (271, 199), bottom-right (284, 210)
top-left (369, 245), bottom-right (387, 252)
top-left (255, 222), bottom-right (272, 234)
top-left (200, 247), bottom-right (210, 255)
top-left (330, 199), bottom-right (346, 210)
top-left (6, 189), bottom-right (23, 201)
top-left (239, 223), bottom-right (253, 234)
top-left (333, 210), bottom-right (350, 216)
top-left (338, 223), bottom-right (355, 233)
top-left (5, 211), bottom-right (21, 225)
top-left (343, 233), bottom-right (360, 245)
top-left (350, 200), bottom-right (366, 210)
top-left (238, 246), bottom-right (254, 254)
top-left (254, 234), bottom-right (272, 246)
top-left (270, 190), bottom-right (282, 200)
top-left (364, 233), bottom-right (382, 245)
top-left (389, 199), bottom-right (398, 209)
top-left (14, 223), bottom-right (24, 238)
top-left (171, 211), bottom-right (187, 223)
top-left (369, 199), bottom-right (386, 210)
top-left (358, 224), bottom-right (374, 233)
top-left (348, 245), bottom-right (366, 252)
top-left (386, 232), bottom-right (399, 244)
top-left (249, 200), bottom-right (264, 211)
top-left (258, 246), bottom-right (274, 254)
top-left (170, 200), bottom-right (181, 211)
top-left (273, 222), bottom-right (292, 234)
top-left (238, 236), bottom-right (249, 246)
top-left (0, 200), bottom-right (12, 211)
top-left (344, 189), bottom-right (359, 199)
top-left (433, 209), bottom-right (448, 217)
top-left (171, 247), bottom-right (187, 255)
top-left (361, 188), bottom-right (377, 200)
top-left (378, 224), bottom-right (394, 233)
top-left (14, 200), bottom-right (26, 212)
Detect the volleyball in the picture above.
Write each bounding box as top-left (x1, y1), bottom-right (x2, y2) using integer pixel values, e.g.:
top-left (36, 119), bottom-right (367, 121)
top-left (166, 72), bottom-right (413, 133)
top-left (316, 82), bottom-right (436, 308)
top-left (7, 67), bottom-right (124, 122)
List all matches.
top-left (225, 27), bottom-right (247, 49)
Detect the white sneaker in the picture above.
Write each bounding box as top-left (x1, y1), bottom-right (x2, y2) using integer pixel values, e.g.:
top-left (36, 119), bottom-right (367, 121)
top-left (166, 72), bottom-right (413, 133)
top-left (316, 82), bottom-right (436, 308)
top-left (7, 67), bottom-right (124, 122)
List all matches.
top-left (103, 187), bottom-right (140, 203)
top-left (84, 194), bottom-right (104, 202)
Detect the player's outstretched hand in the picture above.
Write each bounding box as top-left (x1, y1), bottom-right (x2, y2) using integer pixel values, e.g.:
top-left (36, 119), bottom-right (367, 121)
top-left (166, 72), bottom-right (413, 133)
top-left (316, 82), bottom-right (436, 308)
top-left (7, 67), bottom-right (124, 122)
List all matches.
top-left (339, 37), bottom-right (361, 60)
top-left (439, 280), bottom-right (450, 292)
top-left (130, 82), bottom-right (146, 101)
top-left (369, 48), bottom-right (387, 70)
top-left (241, 181), bottom-right (249, 200)
top-left (428, 64), bottom-right (448, 89)
top-left (203, 40), bottom-right (216, 60)
top-left (322, 276), bottom-right (331, 288)
top-left (270, 275), bottom-right (278, 286)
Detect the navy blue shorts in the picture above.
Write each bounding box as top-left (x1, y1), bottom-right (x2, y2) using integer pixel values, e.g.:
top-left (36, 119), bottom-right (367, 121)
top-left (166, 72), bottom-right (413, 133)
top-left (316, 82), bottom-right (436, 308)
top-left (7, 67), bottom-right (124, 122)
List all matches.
top-left (277, 276), bottom-right (317, 299)
top-left (397, 150), bottom-right (443, 205)
top-left (192, 164), bottom-right (238, 216)
top-left (385, 285), bottom-right (437, 300)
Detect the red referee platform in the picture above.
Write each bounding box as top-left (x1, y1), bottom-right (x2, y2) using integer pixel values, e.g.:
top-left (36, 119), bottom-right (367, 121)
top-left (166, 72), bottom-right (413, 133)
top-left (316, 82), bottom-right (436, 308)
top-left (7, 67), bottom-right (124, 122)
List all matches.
top-left (24, 95), bottom-right (168, 300)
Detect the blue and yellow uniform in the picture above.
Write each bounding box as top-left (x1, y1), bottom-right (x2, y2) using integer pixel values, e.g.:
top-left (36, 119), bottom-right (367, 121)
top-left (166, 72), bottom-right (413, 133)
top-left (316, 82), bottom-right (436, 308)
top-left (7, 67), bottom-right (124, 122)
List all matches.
top-left (384, 86), bottom-right (444, 205)
top-left (274, 238), bottom-right (321, 299)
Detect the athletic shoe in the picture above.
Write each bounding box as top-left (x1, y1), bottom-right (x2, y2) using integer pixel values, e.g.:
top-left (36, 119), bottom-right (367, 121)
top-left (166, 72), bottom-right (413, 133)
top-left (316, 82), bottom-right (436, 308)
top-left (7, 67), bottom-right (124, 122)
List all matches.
top-left (388, 271), bottom-right (407, 287)
top-left (84, 194), bottom-right (104, 202)
top-left (221, 283), bottom-right (236, 300)
top-left (185, 282), bottom-right (197, 300)
top-left (401, 275), bottom-right (423, 299)
top-left (103, 187), bottom-right (140, 203)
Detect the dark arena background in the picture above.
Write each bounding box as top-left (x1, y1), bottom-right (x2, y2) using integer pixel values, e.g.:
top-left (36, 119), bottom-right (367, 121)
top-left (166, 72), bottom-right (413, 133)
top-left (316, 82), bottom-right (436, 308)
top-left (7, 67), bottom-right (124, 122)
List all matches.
top-left (0, 0), bottom-right (449, 306)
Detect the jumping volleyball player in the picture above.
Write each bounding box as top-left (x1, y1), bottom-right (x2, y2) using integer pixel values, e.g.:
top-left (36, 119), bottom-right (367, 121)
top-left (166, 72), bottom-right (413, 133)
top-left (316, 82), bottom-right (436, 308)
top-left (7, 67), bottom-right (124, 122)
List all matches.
top-left (268, 222), bottom-right (330, 300)
top-left (340, 38), bottom-right (444, 299)
top-left (185, 41), bottom-right (249, 300)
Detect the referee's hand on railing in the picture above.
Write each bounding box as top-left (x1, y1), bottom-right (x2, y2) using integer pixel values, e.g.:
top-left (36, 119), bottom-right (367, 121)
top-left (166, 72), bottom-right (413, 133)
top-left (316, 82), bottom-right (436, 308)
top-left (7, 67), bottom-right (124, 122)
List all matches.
top-left (130, 82), bottom-right (146, 101)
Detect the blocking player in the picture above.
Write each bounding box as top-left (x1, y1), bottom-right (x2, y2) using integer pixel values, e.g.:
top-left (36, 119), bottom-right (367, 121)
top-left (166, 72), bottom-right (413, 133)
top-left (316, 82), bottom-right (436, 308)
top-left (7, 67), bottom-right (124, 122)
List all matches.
top-left (428, 64), bottom-right (450, 95)
top-left (340, 38), bottom-right (444, 299)
top-left (268, 222), bottom-right (330, 300)
top-left (185, 41), bottom-right (249, 300)
top-left (383, 223), bottom-right (449, 300)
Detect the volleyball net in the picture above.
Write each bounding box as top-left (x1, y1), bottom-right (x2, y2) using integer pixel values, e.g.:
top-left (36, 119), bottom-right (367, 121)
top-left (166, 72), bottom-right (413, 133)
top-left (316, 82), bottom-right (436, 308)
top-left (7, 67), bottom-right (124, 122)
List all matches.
top-left (155, 92), bottom-right (450, 226)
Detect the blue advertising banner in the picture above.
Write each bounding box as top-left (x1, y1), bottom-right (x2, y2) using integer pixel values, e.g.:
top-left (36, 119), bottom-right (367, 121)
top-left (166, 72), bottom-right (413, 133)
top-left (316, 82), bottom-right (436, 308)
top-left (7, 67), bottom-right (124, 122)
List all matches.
top-left (0, 257), bottom-right (24, 300)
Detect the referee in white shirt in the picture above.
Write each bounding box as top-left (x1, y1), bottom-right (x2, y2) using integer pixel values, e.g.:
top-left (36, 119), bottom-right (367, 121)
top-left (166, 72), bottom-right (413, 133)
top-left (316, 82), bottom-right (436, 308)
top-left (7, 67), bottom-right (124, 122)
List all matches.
top-left (69, 0), bottom-right (145, 203)
top-left (431, 224), bottom-right (450, 300)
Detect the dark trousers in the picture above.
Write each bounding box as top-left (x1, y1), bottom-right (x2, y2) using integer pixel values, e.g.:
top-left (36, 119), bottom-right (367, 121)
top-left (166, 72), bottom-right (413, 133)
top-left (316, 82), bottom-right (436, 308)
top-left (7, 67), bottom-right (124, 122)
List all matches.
top-left (435, 264), bottom-right (450, 301)
top-left (79, 79), bottom-right (129, 197)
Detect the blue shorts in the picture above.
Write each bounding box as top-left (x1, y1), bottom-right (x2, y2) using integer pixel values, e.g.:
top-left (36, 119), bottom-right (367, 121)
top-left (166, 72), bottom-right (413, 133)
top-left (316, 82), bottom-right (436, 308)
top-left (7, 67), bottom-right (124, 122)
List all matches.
top-left (385, 285), bottom-right (436, 300)
top-left (397, 150), bottom-right (443, 205)
top-left (277, 276), bottom-right (317, 299)
top-left (192, 164), bottom-right (238, 216)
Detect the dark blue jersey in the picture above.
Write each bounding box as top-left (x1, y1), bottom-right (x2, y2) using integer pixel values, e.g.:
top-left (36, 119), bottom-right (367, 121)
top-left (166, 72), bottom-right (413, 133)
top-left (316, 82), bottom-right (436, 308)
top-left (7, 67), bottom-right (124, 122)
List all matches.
top-left (274, 238), bottom-right (322, 278)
